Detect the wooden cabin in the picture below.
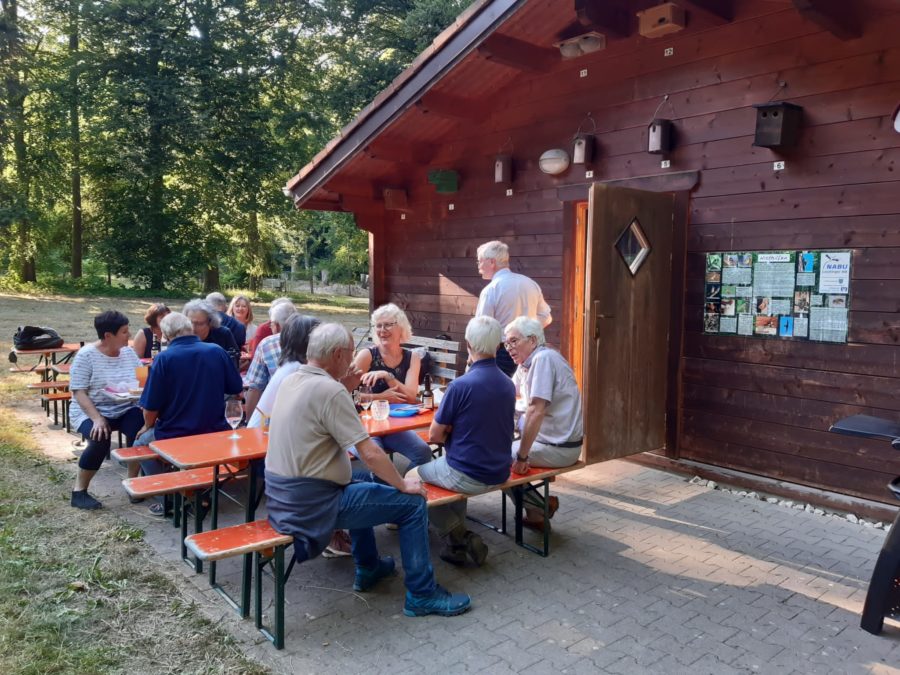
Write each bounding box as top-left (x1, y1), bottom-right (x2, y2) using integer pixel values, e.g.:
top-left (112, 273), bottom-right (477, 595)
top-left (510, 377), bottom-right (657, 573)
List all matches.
top-left (285, 0), bottom-right (900, 509)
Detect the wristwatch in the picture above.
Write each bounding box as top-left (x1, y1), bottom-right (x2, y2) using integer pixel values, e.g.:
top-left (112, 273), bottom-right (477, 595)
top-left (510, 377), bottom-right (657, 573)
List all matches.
top-left (515, 453), bottom-right (530, 463)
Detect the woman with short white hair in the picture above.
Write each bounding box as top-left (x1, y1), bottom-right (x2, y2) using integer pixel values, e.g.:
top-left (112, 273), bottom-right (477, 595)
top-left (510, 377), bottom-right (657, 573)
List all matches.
top-left (184, 298), bottom-right (239, 361)
top-left (352, 303), bottom-right (432, 472)
top-left (503, 315), bottom-right (583, 532)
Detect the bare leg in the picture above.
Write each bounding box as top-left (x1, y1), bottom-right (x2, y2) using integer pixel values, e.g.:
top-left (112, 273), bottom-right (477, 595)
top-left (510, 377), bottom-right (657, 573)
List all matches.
top-left (74, 468), bottom-right (97, 491)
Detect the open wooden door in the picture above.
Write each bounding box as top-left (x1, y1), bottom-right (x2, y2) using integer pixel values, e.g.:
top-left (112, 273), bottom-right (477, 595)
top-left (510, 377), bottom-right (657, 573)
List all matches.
top-left (582, 183), bottom-right (676, 464)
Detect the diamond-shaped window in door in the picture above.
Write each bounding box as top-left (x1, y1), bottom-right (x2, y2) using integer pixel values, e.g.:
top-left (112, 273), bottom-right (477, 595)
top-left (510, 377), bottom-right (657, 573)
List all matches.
top-left (615, 218), bottom-right (652, 276)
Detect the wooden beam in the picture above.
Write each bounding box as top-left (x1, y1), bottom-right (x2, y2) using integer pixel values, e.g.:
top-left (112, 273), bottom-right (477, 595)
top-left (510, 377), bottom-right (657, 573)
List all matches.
top-left (321, 177), bottom-right (377, 199)
top-left (416, 91), bottom-right (484, 121)
top-left (363, 137), bottom-right (435, 165)
top-left (477, 34), bottom-right (557, 72)
top-left (791, 0), bottom-right (862, 40)
top-left (679, 0), bottom-right (733, 25)
top-left (574, 0), bottom-right (631, 39)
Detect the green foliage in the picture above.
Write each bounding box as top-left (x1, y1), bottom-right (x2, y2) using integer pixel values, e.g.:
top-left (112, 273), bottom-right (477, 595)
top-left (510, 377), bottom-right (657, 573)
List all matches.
top-left (0, 0), bottom-right (465, 291)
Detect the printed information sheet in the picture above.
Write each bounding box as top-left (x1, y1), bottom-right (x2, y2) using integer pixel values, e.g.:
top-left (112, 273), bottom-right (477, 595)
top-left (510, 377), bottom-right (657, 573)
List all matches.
top-left (704, 250), bottom-right (850, 343)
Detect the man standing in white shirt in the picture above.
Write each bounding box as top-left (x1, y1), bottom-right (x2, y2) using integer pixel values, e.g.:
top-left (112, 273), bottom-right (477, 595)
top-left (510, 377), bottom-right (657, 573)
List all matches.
top-left (475, 240), bottom-right (552, 376)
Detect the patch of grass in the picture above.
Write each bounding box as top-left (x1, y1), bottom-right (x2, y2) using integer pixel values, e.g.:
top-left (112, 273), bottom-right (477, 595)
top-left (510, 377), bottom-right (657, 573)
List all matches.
top-left (0, 409), bottom-right (269, 675)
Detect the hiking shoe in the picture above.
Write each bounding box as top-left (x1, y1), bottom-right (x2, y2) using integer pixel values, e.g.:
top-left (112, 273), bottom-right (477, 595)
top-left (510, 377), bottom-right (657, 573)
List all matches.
top-left (322, 529), bottom-right (353, 558)
top-left (353, 556), bottom-right (396, 592)
top-left (71, 490), bottom-right (102, 510)
top-left (404, 585), bottom-right (471, 617)
top-left (438, 543), bottom-right (468, 566)
top-left (465, 531), bottom-right (488, 567)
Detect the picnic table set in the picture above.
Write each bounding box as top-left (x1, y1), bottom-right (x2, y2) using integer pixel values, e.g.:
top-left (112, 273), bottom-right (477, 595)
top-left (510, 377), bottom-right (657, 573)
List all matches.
top-left (14, 333), bottom-right (583, 650)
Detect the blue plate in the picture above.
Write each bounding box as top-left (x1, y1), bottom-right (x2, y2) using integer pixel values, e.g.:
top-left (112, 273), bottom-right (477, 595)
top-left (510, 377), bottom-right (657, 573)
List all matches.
top-left (389, 404), bottom-right (422, 418)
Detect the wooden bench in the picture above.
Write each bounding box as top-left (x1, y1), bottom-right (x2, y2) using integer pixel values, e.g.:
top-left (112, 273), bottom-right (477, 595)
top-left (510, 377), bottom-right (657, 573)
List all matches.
top-left (352, 327), bottom-right (462, 388)
top-left (9, 364), bottom-right (52, 375)
top-left (27, 380), bottom-right (69, 390)
top-left (110, 445), bottom-right (156, 464)
top-left (424, 461), bottom-right (586, 557)
top-left (51, 363), bottom-right (71, 376)
top-left (185, 520), bottom-right (293, 649)
top-left (41, 391), bottom-right (71, 428)
top-left (123, 464), bottom-right (246, 572)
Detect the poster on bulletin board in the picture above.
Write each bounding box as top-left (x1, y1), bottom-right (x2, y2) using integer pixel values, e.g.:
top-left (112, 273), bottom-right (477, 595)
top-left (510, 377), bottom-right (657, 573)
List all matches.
top-left (703, 250), bottom-right (851, 343)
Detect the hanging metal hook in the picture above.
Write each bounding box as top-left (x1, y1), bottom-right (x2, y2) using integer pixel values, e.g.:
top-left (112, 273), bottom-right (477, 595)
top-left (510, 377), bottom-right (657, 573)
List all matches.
top-left (574, 112), bottom-right (597, 139)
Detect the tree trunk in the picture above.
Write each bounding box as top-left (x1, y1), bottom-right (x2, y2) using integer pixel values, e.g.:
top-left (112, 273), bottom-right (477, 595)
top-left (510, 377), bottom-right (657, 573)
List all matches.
top-left (69, 0), bottom-right (82, 278)
top-left (5, 0), bottom-right (36, 282)
top-left (203, 265), bottom-right (220, 293)
top-left (247, 204), bottom-right (262, 292)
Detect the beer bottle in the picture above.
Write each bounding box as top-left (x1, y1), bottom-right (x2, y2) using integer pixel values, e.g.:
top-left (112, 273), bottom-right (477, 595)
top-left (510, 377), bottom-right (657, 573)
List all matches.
top-left (422, 373), bottom-right (434, 410)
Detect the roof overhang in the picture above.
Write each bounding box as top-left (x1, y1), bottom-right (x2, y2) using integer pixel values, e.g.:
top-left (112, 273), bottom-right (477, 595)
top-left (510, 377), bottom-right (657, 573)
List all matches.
top-left (283, 0), bottom-right (530, 209)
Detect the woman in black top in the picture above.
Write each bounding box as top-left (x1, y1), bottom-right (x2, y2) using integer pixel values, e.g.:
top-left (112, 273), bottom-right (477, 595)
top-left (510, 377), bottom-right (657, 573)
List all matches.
top-left (352, 303), bottom-right (432, 472)
top-left (132, 303), bottom-right (170, 359)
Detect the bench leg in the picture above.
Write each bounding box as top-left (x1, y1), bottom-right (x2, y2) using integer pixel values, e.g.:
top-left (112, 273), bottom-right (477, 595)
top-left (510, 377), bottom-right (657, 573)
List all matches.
top-left (511, 481), bottom-right (551, 558)
top-left (209, 464), bottom-right (220, 588)
top-left (256, 545), bottom-right (287, 650)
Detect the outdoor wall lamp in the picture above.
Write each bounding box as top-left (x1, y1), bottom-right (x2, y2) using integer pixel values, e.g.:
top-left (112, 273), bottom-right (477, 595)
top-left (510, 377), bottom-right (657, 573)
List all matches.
top-left (554, 31), bottom-right (606, 59)
top-left (539, 148), bottom-right (570, 175)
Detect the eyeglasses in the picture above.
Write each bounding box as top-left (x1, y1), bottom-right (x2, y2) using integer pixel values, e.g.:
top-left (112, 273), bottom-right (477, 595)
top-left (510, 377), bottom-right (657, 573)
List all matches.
top-left (374, 322), bottom-right (398, 331)
top-left (504, 335), bottom-right (531, 350)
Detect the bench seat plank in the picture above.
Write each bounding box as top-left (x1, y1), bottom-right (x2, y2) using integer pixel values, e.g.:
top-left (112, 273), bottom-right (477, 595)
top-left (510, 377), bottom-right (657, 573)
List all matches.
top-left (110, 446), bottom-right (155, 463)
top-left (27, 381), bottom-right (69, 390)
top-left (51, 364), bottom-right (71, 375)
top-left (122, 464), bottom-right (244, 498)
top-left (185, 520), bottom-right (293, 561)
top-left (40, 392), bottom-right (71, 402)
top-left (425, 461), bottom-right (586, 507)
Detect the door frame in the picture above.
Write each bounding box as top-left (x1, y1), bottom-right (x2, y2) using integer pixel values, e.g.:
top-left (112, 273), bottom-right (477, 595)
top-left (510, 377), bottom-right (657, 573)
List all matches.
top-left (559, 170), bottom-right (697, 459)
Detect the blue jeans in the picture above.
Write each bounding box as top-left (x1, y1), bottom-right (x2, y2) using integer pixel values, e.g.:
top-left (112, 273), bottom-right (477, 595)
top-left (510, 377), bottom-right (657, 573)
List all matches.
top-left (334, 482), bottom-right (436, 597)
top-left (350, 430), bottom-right (432, 476)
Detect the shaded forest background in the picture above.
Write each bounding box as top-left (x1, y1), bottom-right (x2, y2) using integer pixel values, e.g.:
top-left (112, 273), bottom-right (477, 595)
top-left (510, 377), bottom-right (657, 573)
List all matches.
top-left (0, 0), bottom-right (466, 293)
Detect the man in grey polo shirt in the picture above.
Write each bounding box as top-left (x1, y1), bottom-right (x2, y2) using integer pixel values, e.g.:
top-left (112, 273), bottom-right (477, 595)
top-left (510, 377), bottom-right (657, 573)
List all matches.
top-left (503, 316), bottom-right (583, 531)
top-left (265, 323), bottom-right (471, 617)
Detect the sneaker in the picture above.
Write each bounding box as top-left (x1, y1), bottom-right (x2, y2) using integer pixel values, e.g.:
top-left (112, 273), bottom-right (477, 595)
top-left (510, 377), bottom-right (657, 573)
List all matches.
top-left (438, 543), bottom-right (468, 566)
top-left (71, 490), bottom-right (102, 510)
top-left (353, 556), bottom-right (396, 592)
top-left (464, 531), bottom-right (488, 567)
top-left (403, 585), bottom-right (471, 617)
top-left (148, 502), bottom-right (165, 517)
top-left (322, 530), bottom-right (353, 558)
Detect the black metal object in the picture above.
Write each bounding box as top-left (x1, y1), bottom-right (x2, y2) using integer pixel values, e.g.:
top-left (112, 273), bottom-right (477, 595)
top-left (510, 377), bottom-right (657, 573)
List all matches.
top-left (466, 478), bottom-right (554, 557)
top-left (255, 545), bottom-right (288, 650)
top-left (829, 415), bottom-right (900, 635)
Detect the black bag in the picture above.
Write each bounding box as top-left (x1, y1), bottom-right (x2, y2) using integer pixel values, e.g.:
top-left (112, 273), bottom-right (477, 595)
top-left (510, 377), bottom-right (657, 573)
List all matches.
top-left (13, 325), bottom-right (64, 351)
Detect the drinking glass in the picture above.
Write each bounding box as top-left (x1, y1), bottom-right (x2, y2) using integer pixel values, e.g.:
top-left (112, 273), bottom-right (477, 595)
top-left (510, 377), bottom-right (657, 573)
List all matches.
top-left (359, 385), bottom-right (373, 419)
top-left (371, 399), bottom-right (390, 421)
top-left (225, 399), bottom-right (243, 440)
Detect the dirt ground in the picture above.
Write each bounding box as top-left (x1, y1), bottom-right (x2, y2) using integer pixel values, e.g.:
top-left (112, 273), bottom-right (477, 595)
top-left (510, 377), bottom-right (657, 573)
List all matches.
top-left (0, 291), bottom-right (369, 674)
top-left (0, 291), bottom-right (369, 348)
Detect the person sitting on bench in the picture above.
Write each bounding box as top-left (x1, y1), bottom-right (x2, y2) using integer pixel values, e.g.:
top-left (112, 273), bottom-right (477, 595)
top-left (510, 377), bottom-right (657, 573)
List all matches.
top-left (265, 323), bottom-right (471, 617)
top-left (135, 312), bottom-right (244, 515)
top-left (69, 310), bottom-right (143, 510)
top-left (504, 316), bottom-right (583, 532)
top-left (408, 316), bottom-right (516, 567)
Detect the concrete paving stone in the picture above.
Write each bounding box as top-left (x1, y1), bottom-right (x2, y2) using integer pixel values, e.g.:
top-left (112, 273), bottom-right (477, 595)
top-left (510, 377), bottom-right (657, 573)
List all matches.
top-left (485, 637), bottom-right (545, 670)
top-left (683, 653), bottom-right (747, 675)
top-left (524, 638), bottom-right (591, 670)
top-left (683, 613), bottom-right (741, 642)
top-left (724, 633), bottom-right (785, 662)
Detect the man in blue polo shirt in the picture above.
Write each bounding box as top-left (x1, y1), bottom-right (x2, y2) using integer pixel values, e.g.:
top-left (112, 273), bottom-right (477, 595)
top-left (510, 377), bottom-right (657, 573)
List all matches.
top-left (408, 315), bottom-right (515, 567)
top-left (135, 312), bottom-right (244, 514)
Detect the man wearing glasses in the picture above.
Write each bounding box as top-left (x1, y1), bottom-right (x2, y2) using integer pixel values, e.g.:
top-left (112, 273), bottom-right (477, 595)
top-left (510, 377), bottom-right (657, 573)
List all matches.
top-left (475, 240), bottom-right (552, 376)
top-left (503, 316), bottom-right (583, 532)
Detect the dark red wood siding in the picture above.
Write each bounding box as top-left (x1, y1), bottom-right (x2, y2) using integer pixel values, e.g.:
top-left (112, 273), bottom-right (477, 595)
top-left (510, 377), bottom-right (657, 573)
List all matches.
top-left (362, 1), bottom-right (900, 503)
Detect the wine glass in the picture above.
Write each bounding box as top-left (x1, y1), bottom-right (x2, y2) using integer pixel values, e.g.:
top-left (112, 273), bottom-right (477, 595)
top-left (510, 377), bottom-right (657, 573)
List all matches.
top-left (225, 399), bottom-right (243, 440)
top-left (359, 385), bottom-right (373, 419)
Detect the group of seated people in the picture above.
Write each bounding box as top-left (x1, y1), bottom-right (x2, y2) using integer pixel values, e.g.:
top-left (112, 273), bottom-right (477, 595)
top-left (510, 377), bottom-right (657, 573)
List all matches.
top-left (67, 295), bottom-right (583, 618)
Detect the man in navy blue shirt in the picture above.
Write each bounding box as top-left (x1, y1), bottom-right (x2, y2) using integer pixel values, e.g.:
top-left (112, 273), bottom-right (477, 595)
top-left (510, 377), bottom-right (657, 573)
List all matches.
top-left (136, 312), bottom-right (244, 512)
top-left (409, 316), bottom-right (515, 567)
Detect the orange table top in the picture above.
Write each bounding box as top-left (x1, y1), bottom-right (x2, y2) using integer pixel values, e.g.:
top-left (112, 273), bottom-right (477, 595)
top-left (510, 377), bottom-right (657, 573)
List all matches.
top-left (150, 428), bottom-right (268, 470)
top-left (364, 409), bottom-right (434, 437)
top-left (14, 343), bottom-right (80, 356)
